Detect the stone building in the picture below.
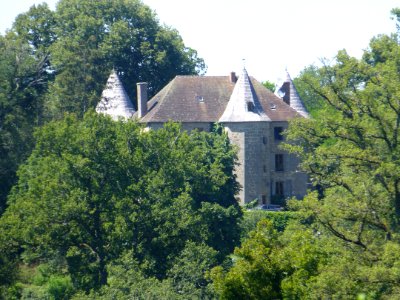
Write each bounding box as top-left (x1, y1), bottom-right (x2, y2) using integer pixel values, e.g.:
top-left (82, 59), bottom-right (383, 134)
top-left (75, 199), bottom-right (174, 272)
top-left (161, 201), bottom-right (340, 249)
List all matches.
top-left (96, 68), bottom-right (309, 205)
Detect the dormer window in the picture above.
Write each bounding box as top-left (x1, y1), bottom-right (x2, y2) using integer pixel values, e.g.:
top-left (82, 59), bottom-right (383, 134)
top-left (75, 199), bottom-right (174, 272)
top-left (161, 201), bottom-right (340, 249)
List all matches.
top-left (247, 102), bottom-right (254, 112)
top-left (196, 96), bottom-right (204, 103)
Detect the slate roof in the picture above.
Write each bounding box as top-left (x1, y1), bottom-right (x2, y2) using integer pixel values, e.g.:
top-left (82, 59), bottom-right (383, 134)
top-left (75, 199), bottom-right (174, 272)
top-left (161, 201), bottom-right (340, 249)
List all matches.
top-left (219, 68), bottom-right (270, 122)
top-left (96, 70), bottom-right (135, 120)
top-left (137, 71), bottom-right (300, 123)
top-left (276, 72), bottom-right (309, 118)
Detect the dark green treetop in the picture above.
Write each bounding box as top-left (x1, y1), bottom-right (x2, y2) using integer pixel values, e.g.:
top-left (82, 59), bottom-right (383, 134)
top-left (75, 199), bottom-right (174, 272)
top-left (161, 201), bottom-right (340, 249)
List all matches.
top-left (0, 112), bottom-right (241, 292)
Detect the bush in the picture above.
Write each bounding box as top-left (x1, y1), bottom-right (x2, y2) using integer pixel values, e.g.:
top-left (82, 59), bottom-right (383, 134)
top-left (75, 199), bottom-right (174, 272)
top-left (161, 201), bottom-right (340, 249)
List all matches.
top-left (47, 275), bottom-right (74, 300)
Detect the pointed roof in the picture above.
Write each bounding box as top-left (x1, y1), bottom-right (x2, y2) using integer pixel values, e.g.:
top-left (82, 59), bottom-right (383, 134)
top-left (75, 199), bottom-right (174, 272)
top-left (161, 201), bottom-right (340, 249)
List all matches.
top-left (96, 70), bottom-right (135, 120)
top-left (219, 68), bottom-right (270, 122)
top-left (276, 71), bottom-right (309, 118)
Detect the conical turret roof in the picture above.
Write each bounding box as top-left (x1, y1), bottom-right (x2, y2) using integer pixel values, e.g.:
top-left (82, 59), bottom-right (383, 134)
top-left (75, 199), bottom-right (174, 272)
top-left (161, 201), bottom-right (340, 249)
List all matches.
top-left (276, 71), bottom-right (309, 118)
top-left (219, 68), bottom-right (270, 122)
top-left (96, 70), bottom-right (135, 120)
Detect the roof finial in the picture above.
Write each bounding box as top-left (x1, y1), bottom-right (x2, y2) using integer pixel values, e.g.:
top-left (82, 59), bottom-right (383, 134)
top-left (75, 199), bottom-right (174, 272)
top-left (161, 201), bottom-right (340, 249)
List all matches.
top-left (242, 58), bottom-right (246, 70)
top-left (285, 67), bottom-right (291, 81)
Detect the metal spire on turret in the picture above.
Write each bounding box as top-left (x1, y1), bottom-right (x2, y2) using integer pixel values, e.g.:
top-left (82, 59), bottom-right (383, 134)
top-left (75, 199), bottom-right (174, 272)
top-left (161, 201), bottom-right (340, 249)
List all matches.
top-left (219, 67), bottom-right (270, 122)
top-left (276, 70), bottom-right (309, 118)
top-left (96, 70), bottom-right (135, 120)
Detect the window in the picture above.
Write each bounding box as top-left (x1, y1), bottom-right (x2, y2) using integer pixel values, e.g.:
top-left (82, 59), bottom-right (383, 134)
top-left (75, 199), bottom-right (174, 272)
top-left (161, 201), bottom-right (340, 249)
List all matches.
top-left (263, 165), bottom-right (267, 173)
top-left (274, 127), bottom-right (284, 141)
top-left (262, 136), bottom-right (267, 145)
top-left (275, 154), bottom-right (284, 172)
top-left (275, 181), bottom-right (284, 196)
top-left (247, 102), bottom-right (254, 112)
top-left (196, 96), bottom-right (204, 102)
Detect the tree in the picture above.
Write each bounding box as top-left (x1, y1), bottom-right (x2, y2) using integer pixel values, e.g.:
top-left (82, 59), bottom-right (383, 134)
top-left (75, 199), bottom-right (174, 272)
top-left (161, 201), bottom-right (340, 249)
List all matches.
top-left (281, 16), bottom-right (400, 298)
top-left (286, 34), bottom-right (400, 239)
top-left (213, 10), bottom-right (400, 299)
top-left (0, 31), bottom-right (50, 214)
top-left (167, 241), bottom-right (218, 297)
top-left (211, 220), bottom-right (284, 300)
top-left (262, 80), bottom-right (276, 92)
top-left (0, 0), bottom-right (205, 214)
top-left (10, 3), bottom-right (57, 122)
top-left (292, 65), bottom-right (327, 116)
top-left (0, 112), bottom-right (241, 292)
top-left (45, 0), bottom-right (205, 118)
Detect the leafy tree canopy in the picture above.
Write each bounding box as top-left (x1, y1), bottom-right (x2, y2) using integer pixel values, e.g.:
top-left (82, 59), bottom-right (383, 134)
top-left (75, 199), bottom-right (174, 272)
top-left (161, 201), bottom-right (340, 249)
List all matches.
top-left (262, 80), bottom-right (276, 93)
top-left (212, 8), bottom-right (400, 299)
top-left (0, 112), bottom-right (241, 294)
top-left (43, 0), bottom-right (205, 117)
top-left (0, 0), bottom-right (205, 214)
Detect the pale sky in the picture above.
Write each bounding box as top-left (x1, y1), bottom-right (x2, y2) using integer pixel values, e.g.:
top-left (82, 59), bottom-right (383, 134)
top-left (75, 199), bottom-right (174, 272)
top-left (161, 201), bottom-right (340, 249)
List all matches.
top-left (1, 0), bottom-right (398, 83)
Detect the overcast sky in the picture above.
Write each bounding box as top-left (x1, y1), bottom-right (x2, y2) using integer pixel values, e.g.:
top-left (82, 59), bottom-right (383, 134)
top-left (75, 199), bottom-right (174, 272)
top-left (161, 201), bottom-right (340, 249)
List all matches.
top-left (1, 0), bottom-right (398, 83)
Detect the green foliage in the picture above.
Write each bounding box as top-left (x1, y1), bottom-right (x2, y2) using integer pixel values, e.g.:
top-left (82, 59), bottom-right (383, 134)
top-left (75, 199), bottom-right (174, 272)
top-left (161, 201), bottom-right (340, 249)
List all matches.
top-left (213, 20), bottom-right (400, 299)
top-left (84, 253), bottom-right (184, 300)
top-left (0, 31), bottom-right (50, 213)
top-left (262, 80), bottom-right (276, 92)
top-left (285, 34), bottom-right (400, 240)
top-left (293, 65), bottom-right (327, 116)
top-left (240, 210), bottom-right (298, 240)
top-left (45, 0), bottom-right (205, 117)
top-left (0, 112), bottom-right (241, 295)
top-left (47, 275), bottom-right (74, 300)
top-left (0, 262), bottom-right (74, 300)
top-left (282, 27), bottom-right (400, 298)
top-left (13, 3), bottom-right (56, 51)
top-left (167, 241), bottom-right (218, 297)
top-left (0, 0), bottom-right (205, 217)
top-left (211, 220), bottom-right (284, 299)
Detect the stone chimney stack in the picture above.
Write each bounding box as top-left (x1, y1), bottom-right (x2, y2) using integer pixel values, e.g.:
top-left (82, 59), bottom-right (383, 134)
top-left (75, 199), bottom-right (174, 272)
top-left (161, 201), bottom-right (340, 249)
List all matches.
top-left (229, 72), bottom-right (237, 83)
top-left (137, 82), bottom-right (148, 118)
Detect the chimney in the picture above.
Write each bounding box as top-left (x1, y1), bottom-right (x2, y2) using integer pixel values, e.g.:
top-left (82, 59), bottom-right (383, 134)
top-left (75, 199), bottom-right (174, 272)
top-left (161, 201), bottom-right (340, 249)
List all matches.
top-left (229, 72), bottom-right (237, 83)
top-left (137, 82), bottom-right (148, 118)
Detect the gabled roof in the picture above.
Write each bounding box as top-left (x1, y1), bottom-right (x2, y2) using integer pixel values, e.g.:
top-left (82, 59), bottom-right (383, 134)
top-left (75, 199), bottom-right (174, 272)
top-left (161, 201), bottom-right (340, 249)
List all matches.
top-left (219, 68), bottom-right (270, 122)
top-left (276, 72), bottom-right (309, 118)
top-left (138, 76), bottom-right (233, 123)
top-left (96, 70), bottom-right (135, 120)
top-left (138, 72), bottom-right (300, 123)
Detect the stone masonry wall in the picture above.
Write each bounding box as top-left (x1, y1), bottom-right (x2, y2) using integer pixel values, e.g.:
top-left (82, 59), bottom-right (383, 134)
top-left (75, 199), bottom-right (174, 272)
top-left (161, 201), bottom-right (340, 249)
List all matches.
top-left (224, 121), bottom-right (307, 205)
top-left (224, 122), bottom-right (271, 205)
